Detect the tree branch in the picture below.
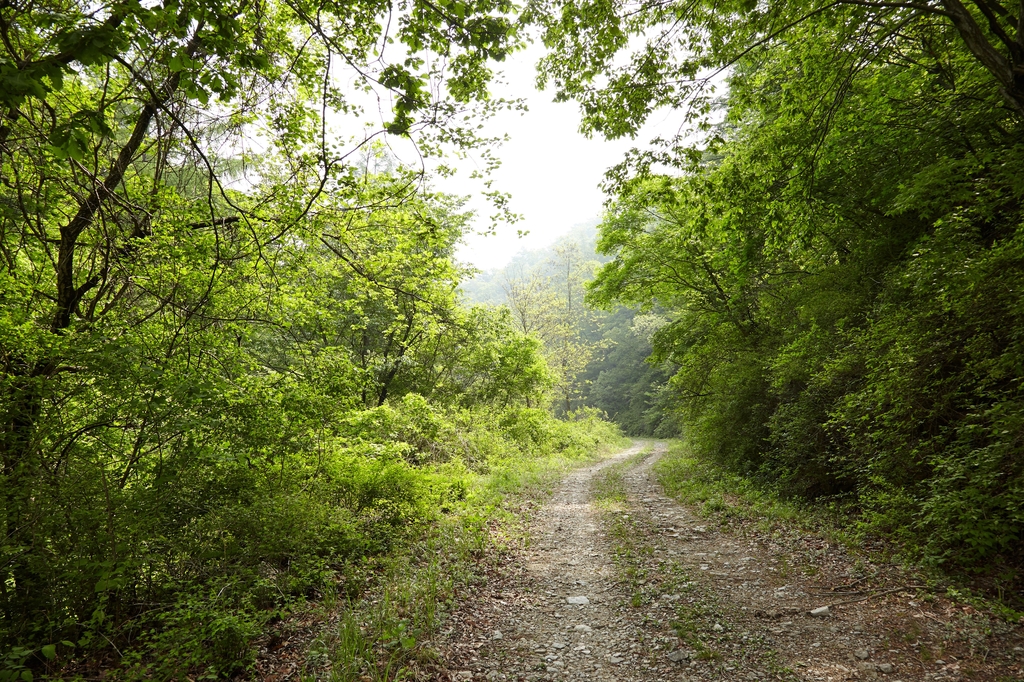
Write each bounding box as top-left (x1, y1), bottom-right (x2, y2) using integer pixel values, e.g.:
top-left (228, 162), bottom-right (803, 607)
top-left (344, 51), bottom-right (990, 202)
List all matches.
top-left (970, 0), bottom-right (1024, 60)
top-left (51, 30), bottom-right (204, 332)
top-left (941, 0), bottom-right (1024, 113)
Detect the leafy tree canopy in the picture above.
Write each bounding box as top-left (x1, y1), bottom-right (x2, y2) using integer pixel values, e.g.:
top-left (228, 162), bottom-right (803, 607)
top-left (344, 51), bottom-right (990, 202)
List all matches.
top-left (573, 0), bottom-right (1024, 584)
top-left (530, 0), bottom-right (1024, 141)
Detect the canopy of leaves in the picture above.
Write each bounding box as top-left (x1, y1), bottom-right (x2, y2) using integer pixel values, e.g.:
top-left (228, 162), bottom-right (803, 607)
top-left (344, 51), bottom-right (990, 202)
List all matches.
top-left (462, 224), bottom-right (679, 432)
top-left (532, 0), bottom-right (1024, 139)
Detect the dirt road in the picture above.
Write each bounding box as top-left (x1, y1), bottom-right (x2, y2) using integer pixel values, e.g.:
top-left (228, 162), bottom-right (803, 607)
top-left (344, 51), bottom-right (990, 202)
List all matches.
top-left (440, 441), bottom-right (1024, 682)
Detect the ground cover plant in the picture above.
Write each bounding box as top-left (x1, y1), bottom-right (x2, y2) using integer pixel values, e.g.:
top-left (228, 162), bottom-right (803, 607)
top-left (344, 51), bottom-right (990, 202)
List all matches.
top-left (299, 412), bottom-right (627, 682)
top-left (654, 440), bottom-right (1024, 624)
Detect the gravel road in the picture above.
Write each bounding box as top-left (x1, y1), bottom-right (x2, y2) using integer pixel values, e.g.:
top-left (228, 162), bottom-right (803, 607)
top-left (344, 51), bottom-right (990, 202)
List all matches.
top-left (440, 442), bottom-right (1024, 682)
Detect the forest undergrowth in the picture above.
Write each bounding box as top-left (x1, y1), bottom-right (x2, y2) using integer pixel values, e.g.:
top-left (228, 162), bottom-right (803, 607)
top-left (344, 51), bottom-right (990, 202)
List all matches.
top-left (298, 419), bottom-right (628, 682)
top-left (654, 441), bottom-right (1024, 622)
top-left (2, 397), bottom-right (625, 681)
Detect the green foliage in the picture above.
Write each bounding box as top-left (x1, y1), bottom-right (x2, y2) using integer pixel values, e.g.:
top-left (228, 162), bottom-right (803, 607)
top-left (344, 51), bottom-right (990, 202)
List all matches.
top-left (580, 307), bottom-right (679, 436)
top-left (0, 372), bottom-right (621, 676)
top-left (462, 224), bottom-right (676, 432)
top-left (575, 0), bottom-right (1024, 589)
top-left (307, 421), bottom-right (627, 682)
top-left (0, 0), bottom-right (633, 677)
top-left (654, 441), bottom-right (812, 531)
top-left (0, 17), bottom-right (612, 676)
top-left (533, 0), bottom-right (1024, 139)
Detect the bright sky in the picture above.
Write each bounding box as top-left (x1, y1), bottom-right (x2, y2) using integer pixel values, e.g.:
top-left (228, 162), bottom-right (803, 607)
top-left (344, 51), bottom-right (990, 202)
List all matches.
top-left (427, 43), bottom-right (682, 271)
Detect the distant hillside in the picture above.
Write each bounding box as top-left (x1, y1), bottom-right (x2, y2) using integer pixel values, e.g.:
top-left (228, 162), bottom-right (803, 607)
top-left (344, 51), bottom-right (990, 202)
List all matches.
top-left (460, 218), bottom-right (604, 304)
top-left (459, 217), bottom-right (678, 436)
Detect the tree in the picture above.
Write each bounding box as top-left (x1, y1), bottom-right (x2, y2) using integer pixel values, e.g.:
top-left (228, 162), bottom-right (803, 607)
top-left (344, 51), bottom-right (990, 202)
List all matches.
top-left (530, 0), bottom-right (1024, 143)
top-left (0, 0), bottom-right (519, 655)
top-left (582, 0), bottom-right (1024, 577)
top-left (502, 268), bottom-right (563, 339)
top-left (577, 307), bottom-right (678, 435)
top-left (497, 243), bottom-right (602, 415)
top-left (546, 241), bottom-right (600, 413)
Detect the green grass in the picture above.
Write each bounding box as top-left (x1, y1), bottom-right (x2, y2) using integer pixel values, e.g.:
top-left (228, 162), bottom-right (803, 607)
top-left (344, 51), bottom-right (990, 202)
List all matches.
top-left (301, 433), bottom-right (631, 680)
top-left (590, 449), bottom-right (731, 665)
top-left (653, 440), bottom-right (828, 535)
top-left (305, 517), bottom-right (485, 681)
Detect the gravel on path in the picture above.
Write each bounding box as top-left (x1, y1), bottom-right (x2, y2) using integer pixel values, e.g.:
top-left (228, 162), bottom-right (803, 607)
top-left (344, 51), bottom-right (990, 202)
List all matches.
top-left (439, 442), bottom-right (1024, 682)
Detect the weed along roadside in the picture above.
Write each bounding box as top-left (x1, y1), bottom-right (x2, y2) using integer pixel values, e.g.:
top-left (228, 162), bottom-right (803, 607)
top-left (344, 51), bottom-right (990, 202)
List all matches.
top-left (251, 418), bottom-right (629, 681)
top-left (7, 0), bottom-right (1024, 675)
top-left (438, 441), bottom-right (1024, 682)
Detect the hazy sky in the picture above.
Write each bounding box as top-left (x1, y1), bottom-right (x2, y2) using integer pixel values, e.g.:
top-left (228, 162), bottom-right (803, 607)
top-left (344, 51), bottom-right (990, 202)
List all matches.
top-left (425, 44), bottom-right (682, 271)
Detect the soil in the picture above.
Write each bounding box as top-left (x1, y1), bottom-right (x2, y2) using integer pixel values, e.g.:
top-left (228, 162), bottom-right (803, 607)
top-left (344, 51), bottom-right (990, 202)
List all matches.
top-left (437, 441), bottom-right (1024, 682)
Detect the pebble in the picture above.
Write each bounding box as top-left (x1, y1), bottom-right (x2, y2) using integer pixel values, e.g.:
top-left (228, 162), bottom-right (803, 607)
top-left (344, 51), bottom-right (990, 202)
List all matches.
top-left (574, 624), bottom-right (593, 633)
top-left (493, 630), bottom-right (503, 640)
top-left (855, 650), bottom-right (870, 660)
top-left (878, 663), bottom-right (894, 673)
top-left (566, 595), bottom-right (590, 605)
top-left (668, 650), bottom-right (689, 662)
top-left (810, 606), bottom-right (831, 617)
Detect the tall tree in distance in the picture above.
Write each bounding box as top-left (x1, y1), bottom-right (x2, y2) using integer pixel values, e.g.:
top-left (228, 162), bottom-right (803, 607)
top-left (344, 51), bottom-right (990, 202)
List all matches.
top-left (548, 241), bottom-right (600, 414)
top-left (462, 224), bottom-right (677, 430)
top-left (495, 240), bottom-right (603, 415)
top-left (502, 268), bottom-right (562, 340)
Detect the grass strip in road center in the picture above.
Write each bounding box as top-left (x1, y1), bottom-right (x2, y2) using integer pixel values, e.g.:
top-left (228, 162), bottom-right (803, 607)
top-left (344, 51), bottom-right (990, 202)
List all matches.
top-left (591, 449), bottom-right (798, 681)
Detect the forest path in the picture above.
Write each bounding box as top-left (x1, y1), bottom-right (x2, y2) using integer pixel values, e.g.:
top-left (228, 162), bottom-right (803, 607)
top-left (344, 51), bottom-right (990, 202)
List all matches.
top-left (439, 441), bottom-right (1021, 682)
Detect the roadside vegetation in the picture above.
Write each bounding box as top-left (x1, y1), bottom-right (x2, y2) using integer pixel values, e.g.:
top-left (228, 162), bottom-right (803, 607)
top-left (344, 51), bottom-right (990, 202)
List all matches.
top-left (545, 0), bottom-right (1024, 596)
top-left (654, 440), bottom-right (1024, 623)
top-left (297, 415), bottom-right (627, 682)
top-left (6, 0), bottom-right (1024, 676)
top-left (2, 368), bottom-right (624, 680)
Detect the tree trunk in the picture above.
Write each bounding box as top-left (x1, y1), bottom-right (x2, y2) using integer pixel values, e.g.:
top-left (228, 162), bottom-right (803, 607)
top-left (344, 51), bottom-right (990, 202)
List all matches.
top-left (1, 369), bottom-right (47, 624)
top-left (941, 0), bottom-right (1024, 115)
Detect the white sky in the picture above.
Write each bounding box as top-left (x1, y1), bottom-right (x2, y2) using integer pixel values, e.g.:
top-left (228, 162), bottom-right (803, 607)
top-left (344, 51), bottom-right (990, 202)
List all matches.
top-left (425, 43), bottom-right (684, 271)
top-left (320, 39), bottom-right (695, 272)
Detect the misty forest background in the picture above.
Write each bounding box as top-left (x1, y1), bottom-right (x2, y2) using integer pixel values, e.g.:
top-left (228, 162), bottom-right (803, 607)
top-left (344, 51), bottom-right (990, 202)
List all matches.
top-left (3, 0), bottom-right (1024, 678)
